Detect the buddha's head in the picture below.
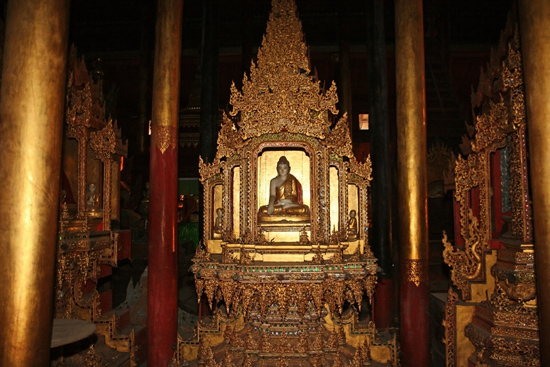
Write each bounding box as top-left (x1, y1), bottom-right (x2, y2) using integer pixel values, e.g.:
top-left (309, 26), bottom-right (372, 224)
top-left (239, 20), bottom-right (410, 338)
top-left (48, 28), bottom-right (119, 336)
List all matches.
top-left (276, 156), bottom-right (290, 176)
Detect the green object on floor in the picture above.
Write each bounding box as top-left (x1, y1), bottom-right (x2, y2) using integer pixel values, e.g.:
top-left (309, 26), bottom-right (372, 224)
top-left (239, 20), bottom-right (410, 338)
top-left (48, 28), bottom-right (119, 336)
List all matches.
top-left (178, 222), bottom-right (199, 248)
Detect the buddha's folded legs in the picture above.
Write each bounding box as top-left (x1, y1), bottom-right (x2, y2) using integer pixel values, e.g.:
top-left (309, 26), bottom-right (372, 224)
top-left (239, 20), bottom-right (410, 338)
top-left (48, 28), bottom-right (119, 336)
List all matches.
top-left (258, 204), bottom-right (310, 215)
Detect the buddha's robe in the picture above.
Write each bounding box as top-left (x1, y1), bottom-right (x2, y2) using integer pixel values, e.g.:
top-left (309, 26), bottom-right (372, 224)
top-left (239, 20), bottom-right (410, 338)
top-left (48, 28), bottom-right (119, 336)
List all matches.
top-left (258, 174), bottom-right (309, 220)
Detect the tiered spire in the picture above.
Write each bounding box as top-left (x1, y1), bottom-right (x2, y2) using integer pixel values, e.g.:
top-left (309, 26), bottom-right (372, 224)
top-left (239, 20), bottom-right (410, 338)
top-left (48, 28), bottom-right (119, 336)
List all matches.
top-left (229, 0), bottom-right (339, 140)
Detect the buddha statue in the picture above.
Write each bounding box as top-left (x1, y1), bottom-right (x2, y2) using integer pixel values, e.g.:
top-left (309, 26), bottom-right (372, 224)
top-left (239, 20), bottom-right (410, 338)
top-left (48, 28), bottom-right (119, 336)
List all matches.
top-left (86, 182), bottom-right (102, 220)
top-left (346, 209), bottom-right (358, 240)
top-left (86, 183), bottom-right (100, 210)
top-left (213, 207), bottom-right (223, 239)
top-left (258, 156), bottom-right (310, 223)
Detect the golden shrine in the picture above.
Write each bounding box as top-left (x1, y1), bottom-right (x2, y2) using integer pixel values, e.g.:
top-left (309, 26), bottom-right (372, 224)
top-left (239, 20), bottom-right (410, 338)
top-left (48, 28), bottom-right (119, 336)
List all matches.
top-left (442, 9), bottom-right (540, 366)
top-left (177, 0), bottom-right (397, 365)
top-left (54, 47), bottom-right (137, 365)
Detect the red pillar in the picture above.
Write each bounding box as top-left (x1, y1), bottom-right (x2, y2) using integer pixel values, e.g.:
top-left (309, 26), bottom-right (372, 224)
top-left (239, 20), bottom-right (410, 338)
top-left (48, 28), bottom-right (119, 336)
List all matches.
top-left (395, 0), bottom-right (430, 365)
top-left (147, 1), bottom-right (183, 366)
top-left (373, 279), bottom-right (394, 328)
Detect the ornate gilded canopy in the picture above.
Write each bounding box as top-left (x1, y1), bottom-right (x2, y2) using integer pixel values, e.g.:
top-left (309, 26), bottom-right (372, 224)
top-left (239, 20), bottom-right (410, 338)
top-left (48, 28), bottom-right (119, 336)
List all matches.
top-left (182, 1), bottom-right (397, 366)
top-left (199, 0), bottom-right (370, 249)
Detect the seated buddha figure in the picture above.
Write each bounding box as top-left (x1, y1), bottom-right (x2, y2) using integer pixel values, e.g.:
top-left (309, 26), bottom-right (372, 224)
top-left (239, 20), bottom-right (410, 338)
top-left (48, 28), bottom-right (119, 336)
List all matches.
top-left (346, 209), bottom-right (358, 240)
top-left (213, 207), bottom-right (223, 239)
top-left (258, 156), bottom-right (310, 223)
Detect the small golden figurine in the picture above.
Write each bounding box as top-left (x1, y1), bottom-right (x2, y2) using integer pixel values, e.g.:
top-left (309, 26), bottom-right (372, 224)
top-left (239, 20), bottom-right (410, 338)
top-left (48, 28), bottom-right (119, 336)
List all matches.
top-left (86, 183), bottom-right (100, 210)
top-left (347, 209), bottom-right (358, 240)
top-left (258, 156), bottom-right (310, 223)
top-left (213, 207), bottom-right (223, 239)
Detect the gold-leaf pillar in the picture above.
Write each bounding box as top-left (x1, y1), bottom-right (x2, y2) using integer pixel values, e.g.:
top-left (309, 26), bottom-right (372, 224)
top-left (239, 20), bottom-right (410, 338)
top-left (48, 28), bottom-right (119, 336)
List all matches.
top-left (518, 1), bottom-right (550, 364)
top-left (395, 0), bottom-right (430, 365)
top-left (0, 1), bottom-right (69, 366)
top-left (147, 0), bottom-right (183, 366)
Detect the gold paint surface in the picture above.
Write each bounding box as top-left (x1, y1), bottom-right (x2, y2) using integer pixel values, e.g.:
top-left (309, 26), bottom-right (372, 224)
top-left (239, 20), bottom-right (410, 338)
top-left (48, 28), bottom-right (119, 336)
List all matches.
top-left (151, 0), bottom-right (182, 128)
top-left (0, 0), bottom-right (70, 365)
top-left (329, 167), bottom-right (339, 230)
top-left (260, 253), bottom-right (305, 262)
top-left (232, 167), bottom-right (241, 238)
top-left (395, 0), bottom-right (428, 262)
top-left (456, 304), bottom-right (476, 367)
top-left (342, 240), bottom-right (362, 255)
top-left (181, 345), bottom-right (198, 363)
top-left (470, 251), bottom-right (497, 303)
top-left (371, 345), bottom-right (393, 364)
top-left (518, 1), bottom-right (550, 360)
top-left (260, 229), bottom-right (305, 243)
top-left (207, 239), bottom-right (223, 254)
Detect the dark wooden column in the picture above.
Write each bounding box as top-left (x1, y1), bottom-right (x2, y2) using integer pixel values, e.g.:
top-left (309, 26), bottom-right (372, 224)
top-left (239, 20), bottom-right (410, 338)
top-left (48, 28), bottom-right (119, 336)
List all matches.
top-left (395, 0), bottom-right (430, 365)
top-left (338, 0), bottom-right (353, 139)
top-left (0, 1), bottom-right (69, 366)
top-left (137, 1), bottom-right (155, 155)
top-left (517, 1), bottom-right (550, 365)
top-left (147, 0), bottom-right (183, 365)
top-left (366, 0), bottom-right (394, 329)
top-left (199, 0), bottom-right (220, 164)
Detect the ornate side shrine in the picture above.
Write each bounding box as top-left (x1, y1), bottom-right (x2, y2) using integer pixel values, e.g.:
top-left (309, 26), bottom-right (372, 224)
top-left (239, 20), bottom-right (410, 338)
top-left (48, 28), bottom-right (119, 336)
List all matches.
top-left (54, 47), bottom-right (136, 366)
top-left (177, 0), bottom-right (397, 365)
top-left (442, 12), bottom-right (539, 367)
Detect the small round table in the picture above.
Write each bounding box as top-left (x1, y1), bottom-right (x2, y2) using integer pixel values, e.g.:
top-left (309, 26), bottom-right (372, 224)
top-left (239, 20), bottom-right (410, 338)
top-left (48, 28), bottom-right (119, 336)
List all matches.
top-left (51, 318), bottom-right (97, 348)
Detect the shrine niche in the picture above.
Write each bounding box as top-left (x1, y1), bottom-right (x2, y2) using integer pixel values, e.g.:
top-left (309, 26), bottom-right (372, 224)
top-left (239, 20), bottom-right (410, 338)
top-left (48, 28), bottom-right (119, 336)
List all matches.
top-left (442, 9), bottom-right (539, 366)
top-left (55, 46), bottom-right (136, 366)
top-left (176, 0), bottom-right (398, 365)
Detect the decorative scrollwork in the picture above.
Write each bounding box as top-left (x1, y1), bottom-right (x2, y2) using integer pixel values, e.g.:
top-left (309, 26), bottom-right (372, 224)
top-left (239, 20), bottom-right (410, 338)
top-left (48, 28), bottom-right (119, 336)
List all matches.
top-left (442, 209), bottom-right (486, 300)
top-left (326, 114), bottom-right (353, 157)
top-left (228, 0), bottom-right (338, 141)
top-left (402, 259), bottom-right (428, 287)
top-left (443, 11), bottom-right (539, 367)
top-left (153, 125), bottom-right (178, 154)
top-left (443, 288), bottom-right (459, 367)
top-left (89, 120), bottom-right (116, 160)
top-left (198, 156), bottom-right (222, 183)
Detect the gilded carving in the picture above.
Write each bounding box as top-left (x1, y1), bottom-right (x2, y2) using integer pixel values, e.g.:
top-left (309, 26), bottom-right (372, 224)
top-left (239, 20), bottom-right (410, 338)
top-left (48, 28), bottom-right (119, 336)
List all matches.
top-left (153, 125), bottom-right (178, 154)
top-left (229, 0), bottom-right (338, 141)
top-left (442, 210), bottom-right (484, 299)
top-left (216, 114), bottom-right (244, 159)
top-left (443, 18), bottom-right (532, 302)
top-left (443, 12), bottom-right (539, 367)
top-left (326, 114), bottom-right (353, 157)
top-left (65, 50), bottom-right (93, 129)
top-left (402, 259), bottom-right (427, 287)
top-left (454, 153), bottom-right (490, 244)
top-left (56, 47), bottom-right (134, 365)
top-left (443, 288), bottom-right (458, 367)
top-left (89, 120), bottom-right (116, 160)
